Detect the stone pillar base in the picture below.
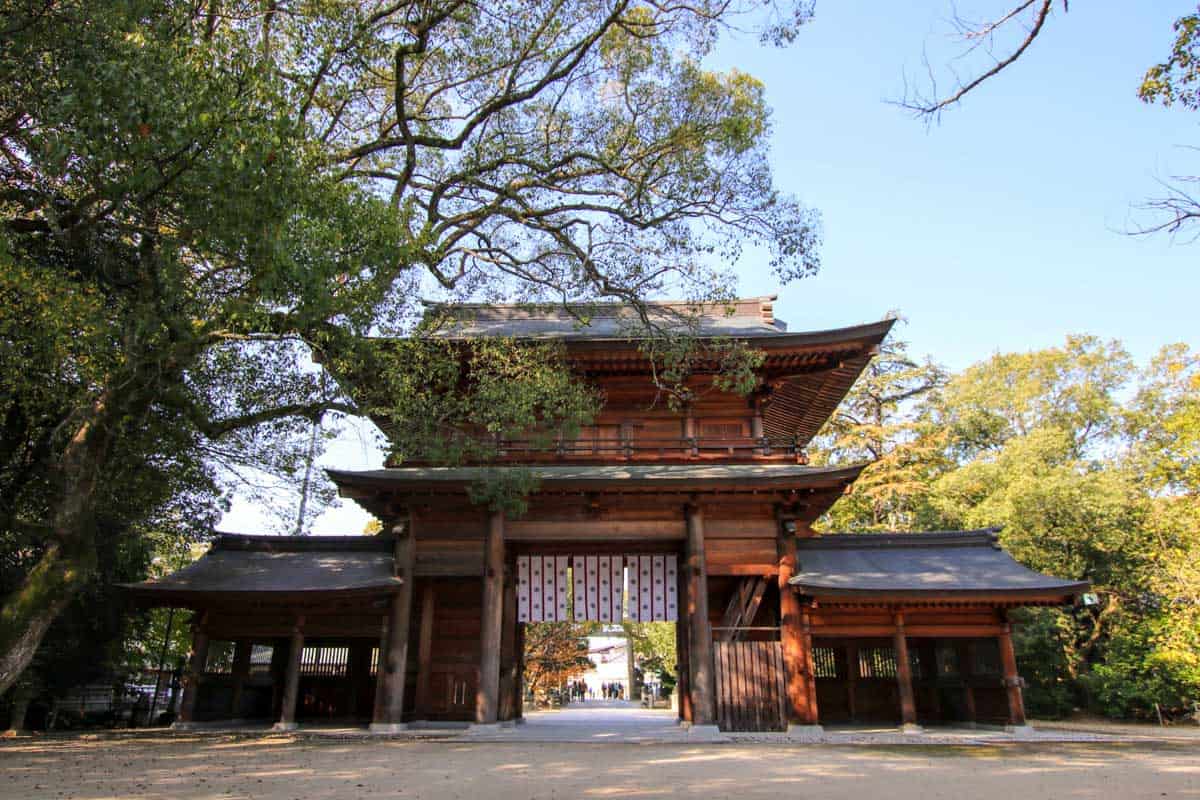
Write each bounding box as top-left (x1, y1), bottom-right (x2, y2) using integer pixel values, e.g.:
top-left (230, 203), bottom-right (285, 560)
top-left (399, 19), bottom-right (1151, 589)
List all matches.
top-left (899, 723), bottom-right (924, 735)
top-left (271, 721), bottom-right (299, 732)
top-left (368, 722), bottom-right (407, 735)
top-left (1005, 724), bottom-right (1036, 739)
top-left (786, 724), bottom-right (824, 738)
top-left (685, 724), bottom-right (722, 737)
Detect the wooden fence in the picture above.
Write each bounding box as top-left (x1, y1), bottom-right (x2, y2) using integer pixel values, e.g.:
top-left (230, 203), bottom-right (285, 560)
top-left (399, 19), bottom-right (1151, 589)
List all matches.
top-left (713, 639), bottom-right (787, 732)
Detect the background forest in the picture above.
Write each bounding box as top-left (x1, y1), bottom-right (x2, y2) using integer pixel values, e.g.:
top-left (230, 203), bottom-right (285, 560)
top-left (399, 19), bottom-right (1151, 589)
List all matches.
top-left (809, 328), bottom-right (1200, 720)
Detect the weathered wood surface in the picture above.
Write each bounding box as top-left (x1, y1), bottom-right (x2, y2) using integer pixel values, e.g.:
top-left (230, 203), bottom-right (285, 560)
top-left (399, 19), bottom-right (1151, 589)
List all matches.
top-left (714, 640), bottom-right (787, 732)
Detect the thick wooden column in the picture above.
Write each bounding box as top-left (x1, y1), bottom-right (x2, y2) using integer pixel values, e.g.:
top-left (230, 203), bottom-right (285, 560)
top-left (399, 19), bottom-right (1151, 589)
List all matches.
top-left (845, 642), bottom-right (858, 720)
top-left (685, 503), bottom-right (715, 727)
top-left (777, 518), bottom-right (818, 727)
top-left (499, 557), bottom-right (519, 721)
top-left (514, 618), bottom-right (525, 721)
top-left (893, 612), bottom-right (919, 731)
top-left (476, 509), bottom-right (505, 724)
top-left (229, 639), bottom-right (251, 720)
top-left (675, 559), bottom-right (692, 722)
top-left (175, 621), bottom-right (208, 727)
top-left (414, 581), bottom-right (435, 718)
top-left (999, 622), bottom-right (1029, 729)
top-left (372, 521), bottom-right (415, 732)
top-left (274, 618), bottom-right (304, 731)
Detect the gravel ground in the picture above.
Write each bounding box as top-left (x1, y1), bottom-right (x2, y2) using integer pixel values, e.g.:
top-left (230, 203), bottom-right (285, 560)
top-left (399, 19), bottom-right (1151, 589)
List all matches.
top-left (1, 733), bottom-right (1198, 800)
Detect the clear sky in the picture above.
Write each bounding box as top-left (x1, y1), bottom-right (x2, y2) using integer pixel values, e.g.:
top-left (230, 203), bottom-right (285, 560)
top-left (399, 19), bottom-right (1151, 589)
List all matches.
top-left (223, 1), bottom-right (1200, 536)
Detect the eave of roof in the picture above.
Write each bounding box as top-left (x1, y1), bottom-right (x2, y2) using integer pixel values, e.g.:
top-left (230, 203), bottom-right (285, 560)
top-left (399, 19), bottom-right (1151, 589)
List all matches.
top-left (788, 529), bottom-right (1089, 602)
top-left (120, 534), bottom-right (402, 607)
top-left (327, 462), bottom-right (867, 491)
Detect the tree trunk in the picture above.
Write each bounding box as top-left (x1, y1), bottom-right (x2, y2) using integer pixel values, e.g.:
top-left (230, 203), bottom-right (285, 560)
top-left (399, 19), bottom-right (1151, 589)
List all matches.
top-left (0, 539), bottom-right (96, 695)
top-left (0, 399), bottom-right (114, 696)
top-left (4, 678), bottom-right (35, 735)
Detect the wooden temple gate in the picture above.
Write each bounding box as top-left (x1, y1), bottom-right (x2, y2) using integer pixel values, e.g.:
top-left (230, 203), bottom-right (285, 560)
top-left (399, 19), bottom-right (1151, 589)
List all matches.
top-left (123, 299), bottom-right (1086, 735)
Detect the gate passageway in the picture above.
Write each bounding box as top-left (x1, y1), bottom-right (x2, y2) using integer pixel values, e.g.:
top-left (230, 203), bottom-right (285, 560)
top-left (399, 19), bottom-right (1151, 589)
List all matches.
top-left (476, 699), bottom-right (696, 742)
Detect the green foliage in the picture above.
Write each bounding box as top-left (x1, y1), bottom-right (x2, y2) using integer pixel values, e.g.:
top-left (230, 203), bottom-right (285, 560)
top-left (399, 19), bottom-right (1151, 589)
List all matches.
top-left (522, 622), bottom-right (594, 703)
top-left (813, 335), bottom-right (1200, 720)
top-left (811, 332), bottom-right (948, 531)
top-left (1141, 11), bottom-right (1200, 109)
top-left (624, 621), bottom-right (677, 687)
top-left (0, 0), bottom-right (821, 695)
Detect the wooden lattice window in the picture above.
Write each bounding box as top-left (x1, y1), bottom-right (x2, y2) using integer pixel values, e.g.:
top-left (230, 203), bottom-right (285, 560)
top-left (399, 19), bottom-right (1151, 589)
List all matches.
top-left (699, 418), bottom-right (750, 439)
top-left (204, 640), bottom-right (236, 674)
top-left (971, 640), bottom-right (1002, 676)
top-left (300, 646), bottom-right (350, 677)
top-left (637, 419), bottom-right (683, 441)
top-left (813, 647), bottom-right (839, 679)
top-left (248, 644), bottom-right (274, 675)
top-left (857, 647), bottom-right (897, 679)
top-left (936, 644), bottom-right (961, 677)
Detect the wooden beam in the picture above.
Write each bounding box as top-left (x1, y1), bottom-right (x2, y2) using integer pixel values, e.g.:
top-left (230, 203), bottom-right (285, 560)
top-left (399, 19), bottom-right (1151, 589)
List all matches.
top-left (809, 624), bottom-right (1006, 638)
top-left (372, 522), bottom-right (415, 731)
top-left (476, 510), bottom-right (504, 724)
top-left (686, 503), bottom-right (716, 726)
top-left (893, 612), bottom-right (917, 728)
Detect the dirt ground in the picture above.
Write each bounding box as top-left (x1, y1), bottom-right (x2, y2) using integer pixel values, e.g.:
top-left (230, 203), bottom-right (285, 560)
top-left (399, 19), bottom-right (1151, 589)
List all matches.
top-left (1, 734), bottom-right (1197, 800)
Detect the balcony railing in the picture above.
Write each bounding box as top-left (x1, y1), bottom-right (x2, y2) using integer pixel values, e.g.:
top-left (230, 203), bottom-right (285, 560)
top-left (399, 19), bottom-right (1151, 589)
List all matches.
top-left (486, 436), bottom-right (806, 463)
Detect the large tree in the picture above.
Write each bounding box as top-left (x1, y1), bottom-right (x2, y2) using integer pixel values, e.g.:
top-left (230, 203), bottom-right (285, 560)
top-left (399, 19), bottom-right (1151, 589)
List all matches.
top-left (815, 334), bottom-right (1200, 719)
top-left (0, 0), bottom-right (820, 696)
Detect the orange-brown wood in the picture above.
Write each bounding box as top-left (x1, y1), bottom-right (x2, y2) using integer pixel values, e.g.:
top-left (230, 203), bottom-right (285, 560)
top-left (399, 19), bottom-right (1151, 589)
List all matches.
top-left (893, 613), bottom-right (917, 726)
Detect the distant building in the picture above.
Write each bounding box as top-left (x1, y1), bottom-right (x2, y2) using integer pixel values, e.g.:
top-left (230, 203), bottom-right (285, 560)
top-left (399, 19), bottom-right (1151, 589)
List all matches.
top-left (579, 629), bottom-right (630, 700)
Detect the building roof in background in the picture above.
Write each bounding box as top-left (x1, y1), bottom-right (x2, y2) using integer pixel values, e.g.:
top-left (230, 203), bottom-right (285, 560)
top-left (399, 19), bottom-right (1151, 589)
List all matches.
top-left (789, 529), bottom-right (1088, 602)
top-left (120, 534), bottom-right (401, 607)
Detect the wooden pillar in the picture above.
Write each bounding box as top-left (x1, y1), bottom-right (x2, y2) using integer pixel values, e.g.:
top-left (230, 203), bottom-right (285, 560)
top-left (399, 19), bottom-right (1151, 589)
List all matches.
top-left (777, 517), bottom-right (817, 726)
top-left (675, 558), bottom-right (692, 722)
top-left (372, 520), bottom-right (415, 732)
top-left (514, 618), bottom-right (525, 720)
top-left (175, 620), bottom-right (208, 727)
top-left (414, 581), bottom-right (435, 718)
top-left (845, 642), bottom-right (858, 720)
top-left (685, 503), bottom-right (715, 726)
top-left (998, 622), bottom-right (1028, 728)
top-left (476, 509), bottom-right (505, 724)
top-left (499, 558), bottom-right (519, 721)
top-left (893, 612), bottom-right (919, 730)
top-left (229, 639), bottom-right (251, 720)
top-left (275, 618), bottom-right (304, 731)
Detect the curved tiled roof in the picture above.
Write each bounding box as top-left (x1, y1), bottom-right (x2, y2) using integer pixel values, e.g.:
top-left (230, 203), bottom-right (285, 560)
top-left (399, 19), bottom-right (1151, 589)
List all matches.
top-left (789, 529), bottom-right (1088, 601)
top-left (120, 534), bottom-right (401, 606)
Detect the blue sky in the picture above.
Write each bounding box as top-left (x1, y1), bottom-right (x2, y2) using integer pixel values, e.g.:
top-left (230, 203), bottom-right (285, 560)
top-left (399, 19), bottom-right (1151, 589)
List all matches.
top-left (223, 2), bottom-right (1200, 535)
top-left (710, 1), bottom-right (1198, 369)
